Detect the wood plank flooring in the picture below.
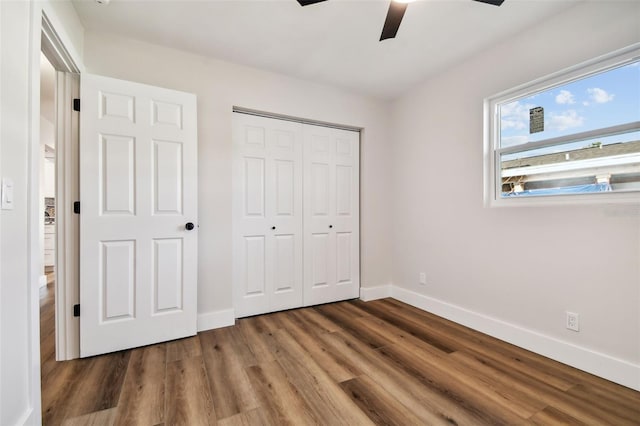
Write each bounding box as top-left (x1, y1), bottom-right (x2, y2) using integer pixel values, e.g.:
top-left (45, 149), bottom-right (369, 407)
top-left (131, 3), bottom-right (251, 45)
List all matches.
top-left (40, 283), bottom-right (640, 425)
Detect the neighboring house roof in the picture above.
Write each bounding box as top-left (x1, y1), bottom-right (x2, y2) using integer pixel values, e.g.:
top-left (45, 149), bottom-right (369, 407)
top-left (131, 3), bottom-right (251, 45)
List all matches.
top-left (501, 140), bottom-right (640, 184)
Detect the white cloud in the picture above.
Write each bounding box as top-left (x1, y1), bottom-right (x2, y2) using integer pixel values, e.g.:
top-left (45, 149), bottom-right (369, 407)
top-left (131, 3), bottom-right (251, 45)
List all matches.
top-left (547, 110), bottom-right (585, 131)
top-left (587, 87), bottom-right (615, 104)
top-left (555, 90), bottom-right (575, 105)
top-left (501, 118), bottom-right (526, 131)
top-left (500, 101), bottom-right (535, 131)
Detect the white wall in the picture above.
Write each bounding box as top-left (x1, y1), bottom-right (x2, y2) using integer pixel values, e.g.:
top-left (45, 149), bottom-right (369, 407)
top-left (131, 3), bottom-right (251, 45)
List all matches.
top-left (0, 0), bottom-right (84, 423)
top-left (82, 32), bottom-right (394, 321)
top-left (1, 2), bottom-right (36, 424)
top-left (391, 1), bottom-right (640, 388)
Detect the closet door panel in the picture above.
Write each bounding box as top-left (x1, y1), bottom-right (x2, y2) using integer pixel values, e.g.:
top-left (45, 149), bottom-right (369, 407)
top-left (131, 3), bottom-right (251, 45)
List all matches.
top-left (233, 114), bottom-right (303, 317)
top-left (274, 160), bottom-right (294, 216)
top-left (310, 232), bottom-right (331, 288)
top-left (233, 119), bottom-right (270, 317)
top-left (273, 234), bottom-right (295, 292)
top-left (336, 165), bottom-right (353, 216)
top-left (244, 236), bottom-right (266, 296)
top-left (336, 231), bottom-right (353, 285)
top-left (311, 163), bottom-right (330, 217)
top-left (267, 125), bottom-right (303, 312)
top-left (303, 125), bottom-right (359, 306)
top-left (244, 157), bottom-right (266, 217)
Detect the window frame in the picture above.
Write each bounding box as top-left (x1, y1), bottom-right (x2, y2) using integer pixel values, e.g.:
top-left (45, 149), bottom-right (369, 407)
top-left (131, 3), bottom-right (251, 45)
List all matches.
top-left (483, 43), bottom-right (640, 207)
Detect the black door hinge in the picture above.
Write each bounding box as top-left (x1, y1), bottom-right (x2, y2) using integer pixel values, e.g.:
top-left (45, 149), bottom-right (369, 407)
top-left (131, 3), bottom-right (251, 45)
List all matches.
top-left (73, 98), bottom-right (80, 112)
top-left (73, 304), bottom-right (80, 317)
top-left (73, 201), bottom-right (80, 214)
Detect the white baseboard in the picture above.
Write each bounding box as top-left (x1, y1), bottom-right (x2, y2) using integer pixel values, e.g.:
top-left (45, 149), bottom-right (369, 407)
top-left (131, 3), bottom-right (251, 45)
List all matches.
top-left (360, 284), bottom-right (393, 301)
top-left (390, 286), bottom-right (640, 391)
top-left (197, 308), bottom-right (235, 332)
top-left (39, 274), bottom-right (47, 288)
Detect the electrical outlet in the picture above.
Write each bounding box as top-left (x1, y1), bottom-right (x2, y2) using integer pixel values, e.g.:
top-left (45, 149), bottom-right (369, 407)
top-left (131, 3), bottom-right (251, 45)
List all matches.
top-left (566, 311), bottom-right (579, 332)
top-left (419, 272), bottom-right (426, 285)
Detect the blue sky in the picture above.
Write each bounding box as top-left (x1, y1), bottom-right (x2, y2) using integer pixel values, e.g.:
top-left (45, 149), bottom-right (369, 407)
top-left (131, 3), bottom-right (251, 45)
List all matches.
top-left (499, 61), bottom-right (640, 151)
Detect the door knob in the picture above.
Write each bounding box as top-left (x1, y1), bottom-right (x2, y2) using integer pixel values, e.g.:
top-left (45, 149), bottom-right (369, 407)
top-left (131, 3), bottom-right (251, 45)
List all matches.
top-left (329, 225), bottom-right (333, 229)
top-left (185, 222), bottom-right (195, 231)
top-left (271, 226), bottom-right (276, 230)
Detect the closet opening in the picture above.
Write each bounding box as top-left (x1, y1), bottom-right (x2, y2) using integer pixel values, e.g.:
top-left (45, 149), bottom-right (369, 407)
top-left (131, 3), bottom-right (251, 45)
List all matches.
top-left (232, 110), bottom-right (361, 317)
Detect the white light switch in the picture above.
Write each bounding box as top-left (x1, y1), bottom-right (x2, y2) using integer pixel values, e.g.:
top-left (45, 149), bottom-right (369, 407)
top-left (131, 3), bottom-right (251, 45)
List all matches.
top-left (2, 178), bottom-right (15, 210)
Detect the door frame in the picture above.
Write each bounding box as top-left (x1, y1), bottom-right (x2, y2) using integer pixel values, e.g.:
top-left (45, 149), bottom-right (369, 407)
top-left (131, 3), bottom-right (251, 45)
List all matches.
top-left (26, 3), bottom-right (83, 422)
top-left (30, 11), bottom-right (83, 401)
top-left (41, 12), bottom-right (82, 361)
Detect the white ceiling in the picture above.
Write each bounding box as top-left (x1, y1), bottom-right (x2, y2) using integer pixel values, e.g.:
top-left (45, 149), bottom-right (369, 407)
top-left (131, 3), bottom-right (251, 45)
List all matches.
top-left (72, 0), bottom-right (582, 100)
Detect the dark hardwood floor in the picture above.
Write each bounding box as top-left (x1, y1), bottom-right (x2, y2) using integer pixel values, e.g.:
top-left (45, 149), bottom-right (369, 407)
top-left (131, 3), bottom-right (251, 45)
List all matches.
top-left (40, 281), bottom-right (640, 425)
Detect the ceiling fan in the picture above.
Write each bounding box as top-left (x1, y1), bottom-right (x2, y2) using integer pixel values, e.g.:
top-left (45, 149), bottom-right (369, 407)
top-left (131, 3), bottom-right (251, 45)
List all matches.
top-left (296, 0), bottom-right (505, 41)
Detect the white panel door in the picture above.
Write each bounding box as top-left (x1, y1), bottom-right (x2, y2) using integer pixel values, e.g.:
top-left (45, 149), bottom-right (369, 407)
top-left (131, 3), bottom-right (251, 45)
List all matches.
top-left (303, 125), bottom-right (359, 306)
top-left (80, 73), bottom-right (197, 357)
top-left (232, 113), bottom-right (303, 317)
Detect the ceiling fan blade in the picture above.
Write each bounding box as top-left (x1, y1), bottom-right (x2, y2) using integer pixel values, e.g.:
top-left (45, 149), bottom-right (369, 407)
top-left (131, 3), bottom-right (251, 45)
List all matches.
top-left (297, 0), bottom-right (328, 6)
top-left (380, 1), bottom-right (408, 41)
top-left (472, 0), bottom-right (505, 5)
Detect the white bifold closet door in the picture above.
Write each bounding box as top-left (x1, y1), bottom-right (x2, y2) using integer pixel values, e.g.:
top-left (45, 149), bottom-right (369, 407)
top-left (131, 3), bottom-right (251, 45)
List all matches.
top-left (232, 113), bottom-right (359, 317)
top-left (232, 114), bottom-right (304, 317)
top-left (303, 124), bottom-right (359, 306)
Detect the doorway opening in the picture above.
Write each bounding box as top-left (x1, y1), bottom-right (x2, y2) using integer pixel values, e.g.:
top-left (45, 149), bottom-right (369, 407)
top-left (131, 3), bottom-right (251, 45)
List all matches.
top-left (39, 51), bottom-right (58, 370)
top-left (40, 12), bottom-right (81, 363)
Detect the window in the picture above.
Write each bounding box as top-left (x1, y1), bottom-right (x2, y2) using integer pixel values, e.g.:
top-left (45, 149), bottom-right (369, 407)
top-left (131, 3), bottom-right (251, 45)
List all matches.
top-left (485, 45), bottom-right (640, 205)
